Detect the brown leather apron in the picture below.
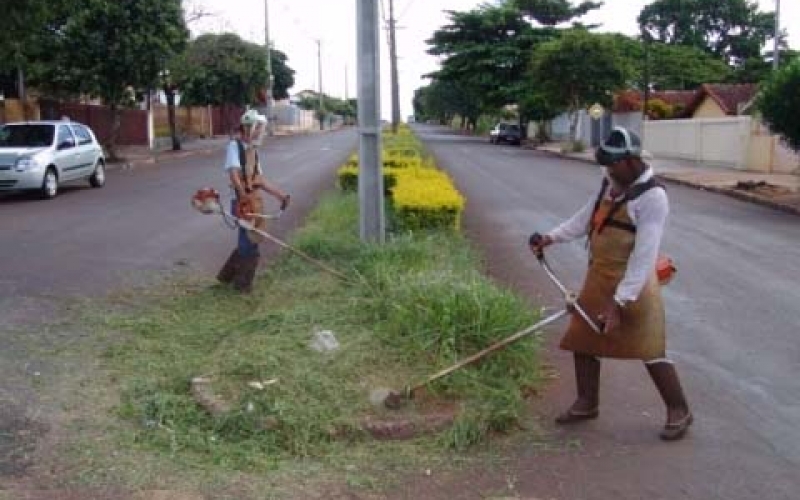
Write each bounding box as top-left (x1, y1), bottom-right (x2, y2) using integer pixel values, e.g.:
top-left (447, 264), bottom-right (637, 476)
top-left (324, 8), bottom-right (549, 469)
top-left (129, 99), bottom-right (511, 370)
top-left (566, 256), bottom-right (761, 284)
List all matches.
top-left (559, 199), bottom-right (666, 360)
top-left (241, 147), bottom-right (266, 244)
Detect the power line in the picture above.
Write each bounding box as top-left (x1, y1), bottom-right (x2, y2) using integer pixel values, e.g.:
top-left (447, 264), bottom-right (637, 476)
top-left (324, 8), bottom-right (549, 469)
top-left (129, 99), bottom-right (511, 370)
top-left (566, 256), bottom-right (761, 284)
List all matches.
top-left (379, 0), bottom-right (389, 25)
top-left (396, 0), bottom-right (418, 21)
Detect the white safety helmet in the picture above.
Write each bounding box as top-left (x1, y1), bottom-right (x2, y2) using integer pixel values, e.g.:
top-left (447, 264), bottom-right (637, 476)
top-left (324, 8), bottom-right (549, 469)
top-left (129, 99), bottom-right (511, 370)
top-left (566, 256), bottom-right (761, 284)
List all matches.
top-left (595, 126), bottom-right (643, 166)
top-left (240, 109), bottom-right (266, 126)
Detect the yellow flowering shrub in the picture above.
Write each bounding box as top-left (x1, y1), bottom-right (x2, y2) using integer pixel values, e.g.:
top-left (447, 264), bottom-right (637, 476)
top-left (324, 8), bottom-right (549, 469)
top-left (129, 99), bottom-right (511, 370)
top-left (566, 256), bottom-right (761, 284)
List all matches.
top-left (391, 168), bottom-right (465, 231)
top-left (337, 165), bottom-right (397, 193)
top-left (337, 129), bottom-right (465, 231)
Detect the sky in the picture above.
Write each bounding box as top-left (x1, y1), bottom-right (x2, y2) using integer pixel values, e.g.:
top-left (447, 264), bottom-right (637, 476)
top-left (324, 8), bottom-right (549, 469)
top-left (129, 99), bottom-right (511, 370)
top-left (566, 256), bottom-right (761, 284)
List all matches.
top-left (191, 0), bottom-right (798, 120)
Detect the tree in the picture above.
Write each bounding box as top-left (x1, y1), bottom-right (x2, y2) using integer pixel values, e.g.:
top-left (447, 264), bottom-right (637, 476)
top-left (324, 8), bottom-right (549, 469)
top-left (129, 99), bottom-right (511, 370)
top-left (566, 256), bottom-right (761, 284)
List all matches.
top-left (0, 0), bottom-right (75, 102)
top-left (608, 33), bottom-right (732, 90)
top-left (511, 0), bottom-right (602, 26)
top-left (529, 29), bottom-right (632, 144)
top-left (175, 33), bottom-right (295, 107)
top-left (426, 5), bottom-right (555, 129)
top-left (638, 0), bottom-right (782, 82)
top-left (413, 80), bottom-right (480, 126)
top-left (758, 60), bottom-right (800, 152)
top-left (39, 0), bottom-right (188, 159)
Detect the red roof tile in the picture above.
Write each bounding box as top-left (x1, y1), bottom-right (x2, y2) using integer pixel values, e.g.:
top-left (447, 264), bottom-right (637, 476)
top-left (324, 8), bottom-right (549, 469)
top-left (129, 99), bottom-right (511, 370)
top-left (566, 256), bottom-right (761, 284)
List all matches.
top-left (687, 83), bottom-right (759, 116)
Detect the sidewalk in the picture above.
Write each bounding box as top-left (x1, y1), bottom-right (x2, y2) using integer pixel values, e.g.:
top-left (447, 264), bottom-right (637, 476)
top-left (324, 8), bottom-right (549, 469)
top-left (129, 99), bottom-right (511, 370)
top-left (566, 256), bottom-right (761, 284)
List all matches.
top-left (110, 126), bottom-right (347, 170)
top-left (110, 137), bottom-right (230, 169)
top-left (537, 142), bottom-right (800, 216)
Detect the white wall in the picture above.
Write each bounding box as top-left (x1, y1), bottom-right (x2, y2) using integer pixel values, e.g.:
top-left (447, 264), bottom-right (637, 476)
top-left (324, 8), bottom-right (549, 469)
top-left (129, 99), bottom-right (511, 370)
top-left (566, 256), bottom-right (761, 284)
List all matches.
top-left (644, 117), bottom-right (800, 173)
top-left (644, 117), bottom-right (751, 170)
top-left (551, 110), bottom-right (592, 144)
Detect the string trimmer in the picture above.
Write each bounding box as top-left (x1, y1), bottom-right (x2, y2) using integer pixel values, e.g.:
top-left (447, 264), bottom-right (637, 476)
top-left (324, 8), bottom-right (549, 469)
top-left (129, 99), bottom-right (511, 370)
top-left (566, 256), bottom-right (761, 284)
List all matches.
top-left (191, 188), bottom-right (351, 282)
top-left (380, 233), bottom-right (603, 410)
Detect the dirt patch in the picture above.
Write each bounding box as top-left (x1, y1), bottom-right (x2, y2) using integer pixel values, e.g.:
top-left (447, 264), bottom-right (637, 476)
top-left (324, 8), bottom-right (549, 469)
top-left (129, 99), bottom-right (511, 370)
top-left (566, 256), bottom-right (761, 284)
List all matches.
top-left (734, 180), bottom-right (794, 197)
top-left (0, 404), bottom-right (49, 478)
top-left (359, 394), bottom-right (461, 440)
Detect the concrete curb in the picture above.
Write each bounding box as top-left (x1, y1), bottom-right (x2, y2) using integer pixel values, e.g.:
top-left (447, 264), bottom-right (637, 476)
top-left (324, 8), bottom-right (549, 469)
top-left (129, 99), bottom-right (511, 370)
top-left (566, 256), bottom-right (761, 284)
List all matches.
top-left (538, 149), bottom-right (800, 217)
top-left (107, 146), bottom-right (219, 171)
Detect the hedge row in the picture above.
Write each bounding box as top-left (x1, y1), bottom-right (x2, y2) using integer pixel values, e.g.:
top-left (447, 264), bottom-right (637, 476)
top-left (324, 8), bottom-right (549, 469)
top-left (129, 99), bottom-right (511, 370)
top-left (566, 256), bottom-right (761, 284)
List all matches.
top-left (337, 127), bottom-right (464, 231)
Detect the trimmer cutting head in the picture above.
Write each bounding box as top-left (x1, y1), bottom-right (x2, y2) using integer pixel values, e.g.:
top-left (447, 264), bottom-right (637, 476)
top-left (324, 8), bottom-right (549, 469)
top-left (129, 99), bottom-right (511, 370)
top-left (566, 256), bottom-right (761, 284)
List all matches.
top-left (383, 387), bottom-right (412, 410)
top-left (191, 188), bottom-right (222, 214)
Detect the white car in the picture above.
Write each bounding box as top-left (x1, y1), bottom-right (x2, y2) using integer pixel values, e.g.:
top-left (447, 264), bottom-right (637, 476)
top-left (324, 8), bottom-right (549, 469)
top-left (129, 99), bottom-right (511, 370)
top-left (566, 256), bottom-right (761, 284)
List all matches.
top-left (0, 121), bottom-right (106, 199)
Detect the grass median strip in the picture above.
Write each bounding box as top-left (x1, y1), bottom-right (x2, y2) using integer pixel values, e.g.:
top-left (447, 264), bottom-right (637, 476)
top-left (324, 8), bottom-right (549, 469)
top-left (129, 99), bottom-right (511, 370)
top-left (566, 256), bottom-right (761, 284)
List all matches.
top-left (99, 190), bottom-right (543, 471)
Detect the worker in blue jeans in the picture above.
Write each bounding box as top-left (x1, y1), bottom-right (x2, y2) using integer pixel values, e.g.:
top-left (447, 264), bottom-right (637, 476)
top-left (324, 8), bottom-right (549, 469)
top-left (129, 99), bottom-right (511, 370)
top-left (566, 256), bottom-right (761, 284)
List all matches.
top-left (217, 110), bottom-right (289, 293)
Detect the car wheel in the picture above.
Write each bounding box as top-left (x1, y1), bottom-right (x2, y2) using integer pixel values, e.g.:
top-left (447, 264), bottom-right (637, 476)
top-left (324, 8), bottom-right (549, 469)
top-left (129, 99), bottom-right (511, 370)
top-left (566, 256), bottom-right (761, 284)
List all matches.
top-left (41, 167), bottom-right (59, 199)
top-left (89, 161), bottom-right (106, 188)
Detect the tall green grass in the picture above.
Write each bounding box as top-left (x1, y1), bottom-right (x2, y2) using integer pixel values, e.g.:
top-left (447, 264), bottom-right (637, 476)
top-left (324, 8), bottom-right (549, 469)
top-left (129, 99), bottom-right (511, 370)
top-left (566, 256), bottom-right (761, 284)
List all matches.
top-left (102, 191), bottom-right (542, 469)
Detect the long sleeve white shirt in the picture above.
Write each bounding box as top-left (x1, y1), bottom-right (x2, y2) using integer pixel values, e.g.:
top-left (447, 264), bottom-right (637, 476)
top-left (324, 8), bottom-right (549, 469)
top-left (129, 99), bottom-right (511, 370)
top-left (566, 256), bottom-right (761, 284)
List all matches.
top-left (547, 168), bottom-right (669, 303)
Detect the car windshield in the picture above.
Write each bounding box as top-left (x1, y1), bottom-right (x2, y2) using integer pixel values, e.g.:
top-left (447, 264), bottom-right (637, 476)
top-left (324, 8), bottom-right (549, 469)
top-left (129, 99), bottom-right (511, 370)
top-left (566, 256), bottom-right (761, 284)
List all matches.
top-left (0, 124), bottom-right (55, 148)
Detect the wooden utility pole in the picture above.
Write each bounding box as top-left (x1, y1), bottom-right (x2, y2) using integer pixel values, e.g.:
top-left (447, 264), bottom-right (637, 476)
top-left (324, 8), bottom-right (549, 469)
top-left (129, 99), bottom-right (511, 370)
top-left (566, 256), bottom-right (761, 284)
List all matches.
top-left (388, 0), bottom-right (401, 133)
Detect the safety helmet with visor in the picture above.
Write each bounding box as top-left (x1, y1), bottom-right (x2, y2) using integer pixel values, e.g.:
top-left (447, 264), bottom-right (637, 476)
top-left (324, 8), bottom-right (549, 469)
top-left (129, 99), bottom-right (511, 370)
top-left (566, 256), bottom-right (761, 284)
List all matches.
top-left (595, 126), bottom-right (642, 166)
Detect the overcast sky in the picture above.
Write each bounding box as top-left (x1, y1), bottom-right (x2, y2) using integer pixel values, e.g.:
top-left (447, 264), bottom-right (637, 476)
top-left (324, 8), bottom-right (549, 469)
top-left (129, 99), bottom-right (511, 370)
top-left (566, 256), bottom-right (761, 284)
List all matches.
top-left (191, 0), bottom-right (797, 119)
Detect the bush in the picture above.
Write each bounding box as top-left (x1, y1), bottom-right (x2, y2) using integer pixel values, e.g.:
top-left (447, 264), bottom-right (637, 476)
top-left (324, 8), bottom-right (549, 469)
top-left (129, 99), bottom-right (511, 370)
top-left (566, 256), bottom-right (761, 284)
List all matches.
top-left (340, 129), bottom-right (465, 232)
top-left (391, 168), bottom-right (465, 231)
top-left (759, 59), bottom-right (800, 152)
top-left (336, 165), bottom-right (398, 194)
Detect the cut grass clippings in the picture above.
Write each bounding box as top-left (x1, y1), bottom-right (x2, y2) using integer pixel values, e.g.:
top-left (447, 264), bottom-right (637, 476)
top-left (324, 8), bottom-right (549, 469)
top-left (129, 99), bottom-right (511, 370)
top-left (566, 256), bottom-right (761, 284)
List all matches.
top-left (98, 190), bottom-right (543, 471)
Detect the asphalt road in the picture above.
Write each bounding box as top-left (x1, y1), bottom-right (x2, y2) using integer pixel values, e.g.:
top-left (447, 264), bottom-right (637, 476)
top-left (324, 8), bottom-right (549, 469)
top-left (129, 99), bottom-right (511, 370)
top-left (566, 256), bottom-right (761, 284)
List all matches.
top-left (409, 125), bottom-right (800, 500)
top-left (0, 130), bottom-right (356, 299)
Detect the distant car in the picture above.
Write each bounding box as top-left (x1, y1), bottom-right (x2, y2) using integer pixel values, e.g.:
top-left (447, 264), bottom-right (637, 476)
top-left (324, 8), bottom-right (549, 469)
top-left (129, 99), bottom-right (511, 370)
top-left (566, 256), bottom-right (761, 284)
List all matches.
top-left (489, 123), bottom-right (522, 146)
top-left (0, 121), bottom-right (106, 199)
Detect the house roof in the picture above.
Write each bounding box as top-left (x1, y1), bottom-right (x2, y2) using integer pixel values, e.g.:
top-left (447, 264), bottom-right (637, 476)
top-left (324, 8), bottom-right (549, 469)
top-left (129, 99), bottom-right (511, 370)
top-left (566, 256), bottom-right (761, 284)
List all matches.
top-left (612, 89), bottom-right (698, 117)
top-left (613, 84), bottom-right (759, 117)
top-left (685, 83), bottom-right (759, 116)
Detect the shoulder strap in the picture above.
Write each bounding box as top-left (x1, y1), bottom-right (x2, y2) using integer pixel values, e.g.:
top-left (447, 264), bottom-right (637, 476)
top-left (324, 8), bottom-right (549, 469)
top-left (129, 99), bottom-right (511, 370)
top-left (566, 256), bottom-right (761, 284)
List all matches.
top-left (626, 178), bottom-right (664, 201)
top-left (236, 139), bottom-right (246, 169)
top-left (596, 178), bottom-right (664, 234)
top-left (588, 177), bottom-right (610, 235)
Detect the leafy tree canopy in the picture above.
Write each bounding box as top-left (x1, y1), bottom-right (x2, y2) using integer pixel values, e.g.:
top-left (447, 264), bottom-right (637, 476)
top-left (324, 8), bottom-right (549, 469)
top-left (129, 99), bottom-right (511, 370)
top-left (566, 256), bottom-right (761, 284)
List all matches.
top-left (426, 5), bottom-right (556, 121)
top-left (758, 59), bottom-right (800, 151)
top-left (638, 0), bottom-right (783, 81)
top-left (510, 0), bottom-right (602, 26)
top-left (175, 33), bottom-right (295, 106)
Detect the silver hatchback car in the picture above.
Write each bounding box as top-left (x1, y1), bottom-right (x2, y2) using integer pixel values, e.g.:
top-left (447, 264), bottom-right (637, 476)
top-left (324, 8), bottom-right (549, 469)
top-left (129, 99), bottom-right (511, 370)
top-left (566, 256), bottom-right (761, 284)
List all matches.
top-left (0, 121), bottom-right (106, 199)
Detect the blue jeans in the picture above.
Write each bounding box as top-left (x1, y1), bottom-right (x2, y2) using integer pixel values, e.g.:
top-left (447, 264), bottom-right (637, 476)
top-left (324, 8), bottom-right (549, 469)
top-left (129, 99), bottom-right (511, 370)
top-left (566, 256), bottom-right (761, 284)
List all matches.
top-left (233, 200), bottom-right (260, 258)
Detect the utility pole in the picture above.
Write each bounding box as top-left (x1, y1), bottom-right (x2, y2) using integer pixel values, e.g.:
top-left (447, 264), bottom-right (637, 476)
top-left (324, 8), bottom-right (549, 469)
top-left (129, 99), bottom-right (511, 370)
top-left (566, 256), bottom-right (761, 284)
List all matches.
top-left (388, 0), bottom-right (401, 133)
top-left (317, 39), bottom-right (325, 130)
top-left (357, 0), bottom-right (385, 243)
top-left (641, 28), bottom-right (651, 147)
top-left (264, 0), bottom-right (274, 135)
top-left (773, 0), bottom-right (781, 70)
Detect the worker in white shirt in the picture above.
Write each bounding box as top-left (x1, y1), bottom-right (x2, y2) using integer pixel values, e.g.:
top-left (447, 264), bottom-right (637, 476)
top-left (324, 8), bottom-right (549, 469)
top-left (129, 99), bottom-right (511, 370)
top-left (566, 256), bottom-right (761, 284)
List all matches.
top-left (529, 127), bottom-right (692, 441)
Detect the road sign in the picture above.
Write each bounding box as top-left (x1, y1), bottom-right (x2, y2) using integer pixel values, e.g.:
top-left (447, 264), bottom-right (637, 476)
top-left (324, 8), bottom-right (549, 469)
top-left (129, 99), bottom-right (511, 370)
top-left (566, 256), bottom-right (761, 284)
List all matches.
top-left (589, 103), bottom-right (605, 120)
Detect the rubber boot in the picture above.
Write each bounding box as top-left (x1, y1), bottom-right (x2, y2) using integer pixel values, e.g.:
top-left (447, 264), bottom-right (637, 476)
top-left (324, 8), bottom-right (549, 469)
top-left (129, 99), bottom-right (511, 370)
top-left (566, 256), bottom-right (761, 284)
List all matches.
top-left (232, 254), bottom-right (259, 294)
top-left (216, 249), bottom-right (241, 285)
top-left (555, 354), bottom-right (601, 424)
top-left (646, 362), bottom-right (693, 441)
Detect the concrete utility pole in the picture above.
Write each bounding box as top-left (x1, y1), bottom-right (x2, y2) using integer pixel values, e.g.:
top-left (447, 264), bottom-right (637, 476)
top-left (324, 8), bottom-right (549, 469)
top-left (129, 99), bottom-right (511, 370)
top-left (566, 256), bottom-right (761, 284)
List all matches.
top-left (773, 0), bottom-right (781, 70)
top-left (388, 0), bottom-right (401, 133)
top-left (357, 0), bottom-right (385, 243)
top-left (317, 39), bottom-right (325, 130)
top-left (264, 0), bottom-right (274, 135)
